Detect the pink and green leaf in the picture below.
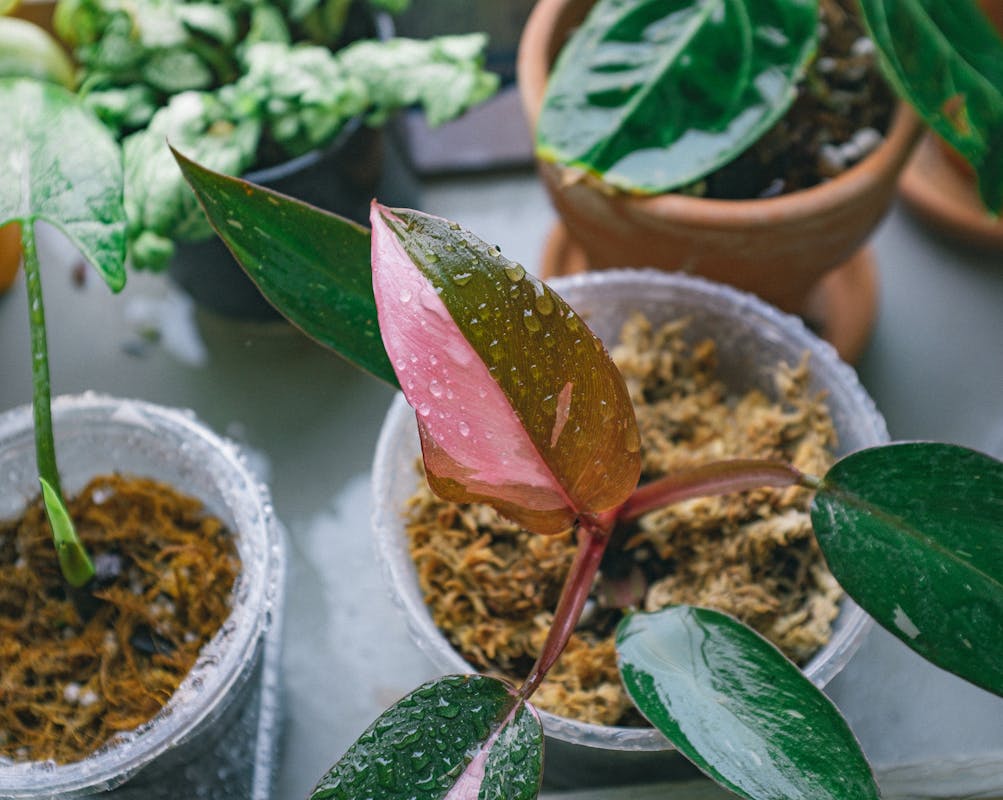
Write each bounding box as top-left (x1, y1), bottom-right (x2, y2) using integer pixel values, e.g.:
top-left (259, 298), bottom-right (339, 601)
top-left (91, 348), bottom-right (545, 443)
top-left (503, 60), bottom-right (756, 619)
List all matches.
top-left (309, 675), bottom-right (543, 800)
top-left (370, 203), bottom-right (640, 535)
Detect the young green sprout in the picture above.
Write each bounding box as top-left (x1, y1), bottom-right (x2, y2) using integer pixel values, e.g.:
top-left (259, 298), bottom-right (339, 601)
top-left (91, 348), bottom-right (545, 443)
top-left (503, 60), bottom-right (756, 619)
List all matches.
top-left (1, 77), bottom-right (127, 587)
top-left (177, 150), bottom-right (1003, 800)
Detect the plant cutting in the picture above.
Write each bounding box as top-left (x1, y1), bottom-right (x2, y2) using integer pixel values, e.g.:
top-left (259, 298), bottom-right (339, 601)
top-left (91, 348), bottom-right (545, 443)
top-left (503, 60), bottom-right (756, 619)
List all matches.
top-left (517, 0), bottom-right (1003, 359)
top-left (179, 150), bottom-right (1003, 800)
top-left (0, 78), bottom-right (283, 797)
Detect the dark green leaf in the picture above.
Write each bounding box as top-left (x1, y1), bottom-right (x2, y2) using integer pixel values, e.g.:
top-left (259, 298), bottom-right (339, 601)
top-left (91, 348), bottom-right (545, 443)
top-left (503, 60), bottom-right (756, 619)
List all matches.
top-left (173, 148), bottom-right (397, 386)
top-left (618, 606), bottom-right (878, 800)
top-left (535, 0), bottom-right (818, 194)
top-left (310, 675), bottom-right (543, 800)
top-left (812, 443), bottom-right (1003, 697)
top-left (858, 0), bottom-right (1003, 213)
top-left (0, 78), bottom-right (126, 290)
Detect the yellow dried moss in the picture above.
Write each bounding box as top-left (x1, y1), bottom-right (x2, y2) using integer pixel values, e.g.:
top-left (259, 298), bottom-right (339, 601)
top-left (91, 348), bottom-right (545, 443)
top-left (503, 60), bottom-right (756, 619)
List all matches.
top-left (405, 314), bottom-right (840, 726)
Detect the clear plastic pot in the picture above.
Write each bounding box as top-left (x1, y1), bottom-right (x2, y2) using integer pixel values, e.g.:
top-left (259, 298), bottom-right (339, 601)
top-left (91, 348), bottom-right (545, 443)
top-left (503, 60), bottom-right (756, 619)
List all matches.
top-left (0, 394), bottom-right (285, 799)
top-left (371, 269), bottom-right (889, 788)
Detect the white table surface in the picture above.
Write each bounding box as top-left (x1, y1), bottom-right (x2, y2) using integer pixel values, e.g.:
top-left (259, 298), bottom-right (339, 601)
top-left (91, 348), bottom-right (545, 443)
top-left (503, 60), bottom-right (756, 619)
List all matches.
top-left (0, 137), bottom-right (1001, 800)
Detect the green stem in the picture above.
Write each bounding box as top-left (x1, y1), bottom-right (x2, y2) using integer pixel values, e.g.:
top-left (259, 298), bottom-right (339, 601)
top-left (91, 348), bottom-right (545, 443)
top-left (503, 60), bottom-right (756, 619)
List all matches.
top-left (21, 221), bottom-right (94, 588)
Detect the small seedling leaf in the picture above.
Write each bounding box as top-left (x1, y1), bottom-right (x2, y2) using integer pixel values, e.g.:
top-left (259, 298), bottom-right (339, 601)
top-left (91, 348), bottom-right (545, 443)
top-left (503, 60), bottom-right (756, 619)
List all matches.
top-left (173, 148), bottom-right (396, 386)
top-left (0, 78), bottom-right (126, 290)
top-left (812, 442), bottom-right (1003, 697)
top-left (370, 202), bottom-right (640, 535)
top-left (40, 477), bottom-right (94, 588)
top-left (309, 674), bottom-right (543, 800)
top-left (535, 0), bottom-right (819, 194)
top-left (617, 606), bottom-right (879, 800)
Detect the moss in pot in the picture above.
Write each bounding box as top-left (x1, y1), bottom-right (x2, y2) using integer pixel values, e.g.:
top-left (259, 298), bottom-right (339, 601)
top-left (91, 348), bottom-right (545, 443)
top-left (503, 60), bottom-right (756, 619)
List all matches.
top-left (0, 79), bottom-right (283, 796)
top-left (517, 0), bottom-right (1003, 361)
top-left (179, 152), bottom-right (1003, 800)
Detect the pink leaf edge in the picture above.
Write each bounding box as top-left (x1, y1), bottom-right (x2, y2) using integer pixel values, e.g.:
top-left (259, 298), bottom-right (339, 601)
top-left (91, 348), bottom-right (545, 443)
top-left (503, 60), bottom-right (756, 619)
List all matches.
top-left (370, 202), bottom-right (571, 516)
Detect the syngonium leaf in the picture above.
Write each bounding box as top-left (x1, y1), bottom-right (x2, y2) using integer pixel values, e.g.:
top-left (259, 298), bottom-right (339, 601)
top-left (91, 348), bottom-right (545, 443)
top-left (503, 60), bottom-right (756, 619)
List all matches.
top-left (310, 675), bottom-right (543, 800)
top-left (617, 606), bottom-right (880, 800)
top-left (370, 202), bottom-right (641, 535)
top-left (0, 78), bottom-right (126, 291)
top-left (535, 0), bottom-right (819, 194)
top-left (173, 148), bottom-right (394, 385)
top-left (812, 443), bottom-right (1003, 698)
top-left (858, 0), bottom-right (1003, 213)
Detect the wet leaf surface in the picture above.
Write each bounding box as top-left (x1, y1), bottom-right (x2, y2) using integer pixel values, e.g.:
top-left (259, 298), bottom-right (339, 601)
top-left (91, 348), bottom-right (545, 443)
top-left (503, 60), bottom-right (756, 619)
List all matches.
top-left (310, 675), bottom-right (543, 800)
top-left (618, 605), bottom-right (879, 800)
top-left (174, 149), bottom-right (395, 385)
top-left (371, 203), bottom-right (640, 535)
top-left (813, 442), bottom-right (1003, 697)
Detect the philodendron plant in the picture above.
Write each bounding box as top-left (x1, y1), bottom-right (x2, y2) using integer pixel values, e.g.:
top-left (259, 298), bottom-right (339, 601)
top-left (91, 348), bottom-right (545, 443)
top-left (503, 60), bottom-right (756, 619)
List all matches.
top-left (177, 150), bottom-right (1003, 800)
top-left (535, 0), bottom-right (1003, 212)
top-left (1, 77), bottom-right (127, 587)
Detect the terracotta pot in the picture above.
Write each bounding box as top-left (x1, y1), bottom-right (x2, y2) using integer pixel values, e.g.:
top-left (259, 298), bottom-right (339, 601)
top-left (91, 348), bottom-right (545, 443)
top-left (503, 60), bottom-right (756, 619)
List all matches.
top-left (517, 0), bottom-right (925, 361)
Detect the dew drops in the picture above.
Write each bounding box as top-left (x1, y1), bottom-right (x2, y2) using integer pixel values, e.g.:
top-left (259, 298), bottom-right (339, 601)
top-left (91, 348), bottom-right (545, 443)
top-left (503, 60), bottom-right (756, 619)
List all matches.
top-left (429, 354), bottom-right (438, 366)
top-left (477, 386), bottom-right (487, 399)
top-left (418, 403), bottom-right (431, 417)
top-left (488, 340), bottom-right (504, 362)
top-left (453, 272), bottom-right (473, 286)
top-left (429, 380), bottom-right (444, 398)
top-left (522, 310), bottom-right (541, 333)
top-left (504, 264), bottom-right (525, 282)
top-left (458, 421), bottom-right (470, 438)
top-left (448, 221), bottom-right (461, 230)
top-left (624, 422), bottom-right (641, 453)
top-left (565, 312), bottom-right (580, 332)
top-left (425, 251), bottom-right (439, 264)
top-left (534, 292), bottom-right (555, 316)
top-left (399, 287), bottom-right (412, 303)
top-left (395, 358), bottom-right (407, 370)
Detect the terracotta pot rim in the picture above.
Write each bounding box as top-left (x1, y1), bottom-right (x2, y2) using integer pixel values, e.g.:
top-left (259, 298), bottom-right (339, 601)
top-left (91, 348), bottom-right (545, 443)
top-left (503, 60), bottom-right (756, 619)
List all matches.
top-left (517, 0), bottom-right (925, 227)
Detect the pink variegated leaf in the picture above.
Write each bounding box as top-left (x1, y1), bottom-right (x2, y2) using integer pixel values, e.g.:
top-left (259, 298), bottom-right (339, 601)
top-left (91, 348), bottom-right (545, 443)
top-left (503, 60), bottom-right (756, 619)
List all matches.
top-left (370, 202), bottom-right (640, 535)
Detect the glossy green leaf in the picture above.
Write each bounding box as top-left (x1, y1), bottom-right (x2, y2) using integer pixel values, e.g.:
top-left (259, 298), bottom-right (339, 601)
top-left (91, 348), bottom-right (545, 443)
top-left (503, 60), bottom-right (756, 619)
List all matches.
top-left (0, 78), bottom-right (126, 290)
top-left (812, 443), bottom-right (1003, 697)
top-left (173, 148), bottom-right (396, 386)
top-left (535, 0), bottom-right (818, 194)
top-left (372, 205), bottom-right (640, 534)
top-left (858, 0), bottom-right (1003, 213)
top-left (310, 674), bottom-right (543, 800)
top-left (618, 606), bottom-right (879, 800)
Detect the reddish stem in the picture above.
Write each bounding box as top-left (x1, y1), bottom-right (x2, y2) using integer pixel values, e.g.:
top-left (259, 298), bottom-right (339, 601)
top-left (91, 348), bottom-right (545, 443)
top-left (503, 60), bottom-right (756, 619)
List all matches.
top-left (517, 511), bottom-right (615, 702)
top-left (620, 459), bottom-right (816, 523)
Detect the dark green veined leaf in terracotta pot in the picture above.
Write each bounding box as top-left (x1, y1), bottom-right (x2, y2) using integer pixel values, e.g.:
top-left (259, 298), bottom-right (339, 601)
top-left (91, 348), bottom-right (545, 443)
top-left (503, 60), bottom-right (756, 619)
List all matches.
top-left (535, 0), bottom-right (819, 194)
top-left (858, 0), bottom-right (1003, 212)
top-left (0, 77), bottom-right (126, 290)
top-left (617, 606), bottom-right (879, 800)
top-left (812, 442), bottom-right (1003, 697)
top-left (310, 675), bottom-right (543, 800)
